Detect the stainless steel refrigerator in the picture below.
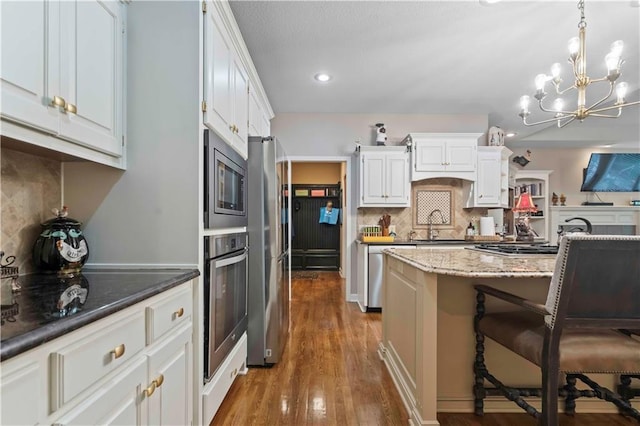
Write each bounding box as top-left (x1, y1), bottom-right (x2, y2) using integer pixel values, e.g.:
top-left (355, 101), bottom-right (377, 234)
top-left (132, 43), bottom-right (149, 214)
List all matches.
top-left (247, 136), bottom-right (291, 366)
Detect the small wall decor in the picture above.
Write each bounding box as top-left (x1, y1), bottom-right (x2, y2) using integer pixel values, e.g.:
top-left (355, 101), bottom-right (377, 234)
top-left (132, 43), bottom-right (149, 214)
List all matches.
top-left (415, 189), bottom-right (452, 226)
top-left (512, 149), bottom-right (532, 167)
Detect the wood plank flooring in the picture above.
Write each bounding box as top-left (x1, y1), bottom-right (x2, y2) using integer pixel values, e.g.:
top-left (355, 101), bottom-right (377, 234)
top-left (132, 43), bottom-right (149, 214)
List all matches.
top-left (211, 272), bottom-right (638, 425)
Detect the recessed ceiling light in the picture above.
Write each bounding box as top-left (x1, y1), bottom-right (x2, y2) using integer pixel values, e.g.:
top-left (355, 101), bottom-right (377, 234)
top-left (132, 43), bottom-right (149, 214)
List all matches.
top-left (479, 0), bottom-right (501, 5)
top-left (506, 132), bottom-right (517, 138)
top-left (314, 73), bottom-right (332, 82)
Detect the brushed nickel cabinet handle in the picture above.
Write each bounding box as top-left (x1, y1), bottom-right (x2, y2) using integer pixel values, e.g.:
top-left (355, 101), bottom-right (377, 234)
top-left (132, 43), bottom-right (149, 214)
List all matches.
top-left (143, 382), bottom-right (156, 397)
top-left (64, 103), bottom-right (77, 114)
top-left (51, 95), bottom-right (66, 108)
top-left (111, 343), bottom-right (125, 359)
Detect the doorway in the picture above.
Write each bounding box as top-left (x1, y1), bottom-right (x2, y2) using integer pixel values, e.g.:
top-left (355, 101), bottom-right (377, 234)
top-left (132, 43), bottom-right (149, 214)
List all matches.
top-left (290, 160), bottom-right (348, 276)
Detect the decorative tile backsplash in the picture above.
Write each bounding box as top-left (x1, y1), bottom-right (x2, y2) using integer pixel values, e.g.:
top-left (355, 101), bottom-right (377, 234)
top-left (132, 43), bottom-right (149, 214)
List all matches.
top-left (358, 178), bottom-right (488, 240)
top-left (1, 148), bottom-right (62, 274)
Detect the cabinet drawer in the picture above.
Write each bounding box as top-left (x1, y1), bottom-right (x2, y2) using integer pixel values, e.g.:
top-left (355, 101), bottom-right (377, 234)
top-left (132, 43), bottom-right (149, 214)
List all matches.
top-left (50, 310), bottom-right (146, 410)
top-left (146, 284), bottom-right (192, 344)
top-left (1, 360), bottom-right (40, 425)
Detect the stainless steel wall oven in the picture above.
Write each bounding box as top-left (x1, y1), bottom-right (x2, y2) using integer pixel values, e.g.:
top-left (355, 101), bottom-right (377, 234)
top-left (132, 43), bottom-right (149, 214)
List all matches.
top-left (203, 232), bottom-right (248, 381)
top-left (204, 129), bottom-right (247, 229)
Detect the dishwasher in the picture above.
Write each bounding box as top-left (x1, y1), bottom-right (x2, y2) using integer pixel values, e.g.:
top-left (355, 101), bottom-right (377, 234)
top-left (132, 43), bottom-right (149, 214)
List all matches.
top-left (367, 245), bottom-right (397, 310)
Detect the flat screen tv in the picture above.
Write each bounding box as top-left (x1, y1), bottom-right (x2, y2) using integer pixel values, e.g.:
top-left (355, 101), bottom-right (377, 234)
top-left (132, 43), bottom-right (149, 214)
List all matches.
top-left (580, 153), bottom-right (640, 192)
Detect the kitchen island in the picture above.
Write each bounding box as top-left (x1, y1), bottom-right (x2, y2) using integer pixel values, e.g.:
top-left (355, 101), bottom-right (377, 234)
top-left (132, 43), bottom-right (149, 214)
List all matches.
top-left (379, 248), bottom-right (627, 425)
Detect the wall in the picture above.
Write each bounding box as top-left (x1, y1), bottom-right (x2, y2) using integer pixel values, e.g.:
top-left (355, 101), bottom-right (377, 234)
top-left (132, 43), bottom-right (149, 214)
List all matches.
top-left (64, 1), bottom-right (201, 267)
top-left (272, 113), bottom-right (488, 157)
top-left (1, 148), bottom-right (62, 273)
top-left (358, 179), bottom-right (488, 241)
top-left (272, 112), bottom-right (488, 298)
top-left (291, 162), bottom-right (341, 184)
top-left (510, 146), bottom-right (640, 207)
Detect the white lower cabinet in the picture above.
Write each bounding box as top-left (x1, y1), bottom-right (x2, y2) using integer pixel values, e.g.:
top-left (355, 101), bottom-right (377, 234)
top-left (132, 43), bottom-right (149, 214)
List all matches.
top-left (52, 357), bottom-right (147, 426)
top-left (146, 323), bottom-right (192, 426)
top-left (0, 360), bottom-right (41, 425)
top-left (0, 280), bottom-right (193, 426)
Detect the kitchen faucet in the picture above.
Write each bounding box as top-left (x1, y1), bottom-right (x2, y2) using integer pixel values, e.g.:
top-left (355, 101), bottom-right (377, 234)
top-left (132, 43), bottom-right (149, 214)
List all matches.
top-left (556, 216), bottom-right (593, 244)
top-left (427, 209), bottom-right (446, 240)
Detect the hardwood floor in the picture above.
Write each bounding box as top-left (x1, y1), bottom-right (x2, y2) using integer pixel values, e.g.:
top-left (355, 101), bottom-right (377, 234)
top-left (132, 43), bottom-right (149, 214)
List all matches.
top-left (211, 272), bottom-right (638, 425)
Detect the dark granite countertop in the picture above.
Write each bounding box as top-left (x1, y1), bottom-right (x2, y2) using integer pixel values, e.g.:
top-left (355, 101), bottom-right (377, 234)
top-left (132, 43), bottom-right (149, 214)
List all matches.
top-left (0, 268), bottom-right (200, 362)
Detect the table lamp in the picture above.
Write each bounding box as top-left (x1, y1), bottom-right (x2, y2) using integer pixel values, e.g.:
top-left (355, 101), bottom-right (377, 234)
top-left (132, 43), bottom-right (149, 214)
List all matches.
top-left (512, 189), bottom-right (538, 242)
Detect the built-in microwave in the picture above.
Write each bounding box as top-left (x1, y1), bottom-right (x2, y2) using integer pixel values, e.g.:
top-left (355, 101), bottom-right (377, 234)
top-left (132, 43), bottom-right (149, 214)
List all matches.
top-left (204, 130), bottom-right (247, 229)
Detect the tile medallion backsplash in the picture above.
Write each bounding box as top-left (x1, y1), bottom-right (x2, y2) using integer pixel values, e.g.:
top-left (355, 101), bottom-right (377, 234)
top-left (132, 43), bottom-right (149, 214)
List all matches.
top-left (358, 178), bottom-right (488, 240)
top-left (1, 148), bottom-right (62, 274)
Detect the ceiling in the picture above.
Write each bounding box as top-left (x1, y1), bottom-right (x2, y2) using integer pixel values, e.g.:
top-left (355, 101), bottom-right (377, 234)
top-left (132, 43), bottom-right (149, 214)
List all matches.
top-left (228, 0), bottom-right (640, 149)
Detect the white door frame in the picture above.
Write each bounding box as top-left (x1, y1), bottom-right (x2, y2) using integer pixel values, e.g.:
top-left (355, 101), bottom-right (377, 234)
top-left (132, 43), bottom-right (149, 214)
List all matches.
top-left (289, 155), bottom-right (355, 302)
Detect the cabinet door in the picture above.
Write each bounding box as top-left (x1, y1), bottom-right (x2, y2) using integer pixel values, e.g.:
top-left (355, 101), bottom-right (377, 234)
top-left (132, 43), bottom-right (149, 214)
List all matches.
top-left (414, 140), bottom-right (446, 171)
top-left (386, 153), bottom-right (410, 205)
top-left (475, 150), bottom-right (501, 205)
top-left (1, 360), bottom-right (41, 425)
top-left (361, 153), bottom-right (387, 205)
top-left (53, 356), bottom-right (147, 426)
top-left (146, 323), bottom-right (192, 426)
top-left (0, 0), bottom-right (59, 134)
top-left (446, 139), bottom-right (476, 171)
top-left (248, 88), bottom-right (262, 136)
top-left (232, 58), bottom-right (249, 157)
top-left (58, 0), bottom-right (123, 157)
top-left (204, 2), bottom-right (233, 133)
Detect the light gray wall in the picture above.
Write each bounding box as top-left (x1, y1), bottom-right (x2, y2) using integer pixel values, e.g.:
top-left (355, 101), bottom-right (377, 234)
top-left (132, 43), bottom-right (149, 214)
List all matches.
top-left (272, 113), bottom-right (488, 156)
top-left (510, 146), bottom-right (640, 207)
top-left (64, 1), bottom-right (201, 267)
top-left (272, 112), bottom-right (488, 297)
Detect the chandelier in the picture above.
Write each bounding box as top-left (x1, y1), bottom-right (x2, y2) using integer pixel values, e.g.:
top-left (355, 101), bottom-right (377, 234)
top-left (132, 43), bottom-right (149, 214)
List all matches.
top-left (518, 0), bottom-right (639, 128)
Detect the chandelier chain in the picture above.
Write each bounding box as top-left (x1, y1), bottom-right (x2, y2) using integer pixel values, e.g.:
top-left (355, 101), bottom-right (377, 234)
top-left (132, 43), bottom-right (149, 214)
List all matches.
top-left (577, 0), bottom-right (586, 29)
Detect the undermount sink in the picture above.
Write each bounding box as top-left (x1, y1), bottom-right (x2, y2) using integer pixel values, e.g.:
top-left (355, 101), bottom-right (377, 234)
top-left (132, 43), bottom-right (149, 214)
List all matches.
top-left (411, 239), bottom-right (469, 244)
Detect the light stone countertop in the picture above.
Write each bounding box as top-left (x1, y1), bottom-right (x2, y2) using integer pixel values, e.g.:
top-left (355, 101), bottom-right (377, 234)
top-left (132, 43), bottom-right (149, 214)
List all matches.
top-left (384, 247), bottom-right (556, 278)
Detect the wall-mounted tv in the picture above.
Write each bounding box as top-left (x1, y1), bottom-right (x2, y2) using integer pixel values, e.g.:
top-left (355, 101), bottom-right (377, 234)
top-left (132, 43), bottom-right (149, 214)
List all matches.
top-left (580, 153), bottom-right (640, 192)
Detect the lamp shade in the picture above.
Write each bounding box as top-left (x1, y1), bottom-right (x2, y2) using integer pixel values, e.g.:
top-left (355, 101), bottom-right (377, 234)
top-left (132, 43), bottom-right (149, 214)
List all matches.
top-left (513, 191), bottom-right (538, 213)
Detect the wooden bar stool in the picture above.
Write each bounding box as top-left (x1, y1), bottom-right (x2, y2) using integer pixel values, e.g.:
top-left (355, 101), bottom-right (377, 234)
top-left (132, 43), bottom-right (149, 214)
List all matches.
top-left (473, 235), bottom-right (640, 425)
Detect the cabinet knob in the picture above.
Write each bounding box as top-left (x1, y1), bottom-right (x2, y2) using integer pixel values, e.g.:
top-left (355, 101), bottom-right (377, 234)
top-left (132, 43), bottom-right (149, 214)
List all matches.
top-left (154, 374), bottom-right (165, 388)
top-left (64, 103), bottom-right (77, 114)
top-left (51, 95), bottom-right (66, 109)
top-left (229, 124), bottom-right (234, 132)
top-left (143, 382), bottom-right (156, 397)
top-left (111, 343), bottom-right (125, 359)
top-left (174, 307), bottom-right (184, 318)
top-left (479, 195), bottom-right (483, 198)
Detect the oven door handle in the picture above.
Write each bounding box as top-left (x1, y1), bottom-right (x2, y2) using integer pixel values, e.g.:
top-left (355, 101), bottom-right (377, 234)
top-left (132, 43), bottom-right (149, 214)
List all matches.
top-left (213, 247), bottom-right (248, 269)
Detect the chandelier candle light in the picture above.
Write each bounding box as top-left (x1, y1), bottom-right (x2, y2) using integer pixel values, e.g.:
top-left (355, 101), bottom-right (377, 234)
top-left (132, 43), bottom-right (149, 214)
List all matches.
top-left (519, 0), bottom-right (639, 128)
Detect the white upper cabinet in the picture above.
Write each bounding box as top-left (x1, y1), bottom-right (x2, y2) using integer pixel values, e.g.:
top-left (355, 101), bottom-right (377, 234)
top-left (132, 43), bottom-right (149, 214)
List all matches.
top-left (357, 146), bottom-right (410, 208)
top-left (204, 1), bottom-right (250, 158)
top-left (464, 146), bottom-right (512, 208)
top-left (1, 0), bottom-right (124, 163)
top-left (0, 0), bottom-right (58, 134)
top-left (248, 84), bottom-right (270, 137)
top-left (407, 133), bottom-right (481, 181)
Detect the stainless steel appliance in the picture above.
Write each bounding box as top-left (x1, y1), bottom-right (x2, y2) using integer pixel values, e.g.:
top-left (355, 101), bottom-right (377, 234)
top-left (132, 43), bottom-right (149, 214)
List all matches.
top-left (367, 245), bottom-right (394, 310)
top-left (247, 136), bottom-right (291, 366)
top-left (204, 129), bottom-right (247, 229)
top-left (203, 232), bottom-right (248, 381)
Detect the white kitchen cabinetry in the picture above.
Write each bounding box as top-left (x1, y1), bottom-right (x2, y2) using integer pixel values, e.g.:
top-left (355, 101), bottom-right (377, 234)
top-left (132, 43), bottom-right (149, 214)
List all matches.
top-left (0, 281), bottom-right (193, 426)
top-left (248, 84), bottom-right (271, 137)
top-left (463, 146), bottom-right (512, 208)
top-left (513, 170), bottom-right (552, 241)
top-left (406, 133), bottom-right (481, 181)
top-left (357, 146), bottom-right (410, 207)
top-left (204, 0), bottom-right (250, 158)
top-left (1, 0), bottom-right (125, 166)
